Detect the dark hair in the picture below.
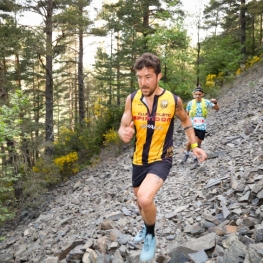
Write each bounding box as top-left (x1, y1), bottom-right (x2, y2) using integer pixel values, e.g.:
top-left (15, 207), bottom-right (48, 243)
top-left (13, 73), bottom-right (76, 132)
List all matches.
top-left (133, 53), bottom-right (161, 75)
top-left (194, 87), bottom-right (204, 93)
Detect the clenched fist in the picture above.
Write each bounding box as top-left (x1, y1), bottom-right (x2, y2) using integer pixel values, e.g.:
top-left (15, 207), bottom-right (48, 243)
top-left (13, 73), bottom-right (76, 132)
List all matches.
top-left (121, 121), bottom-right (135, 143)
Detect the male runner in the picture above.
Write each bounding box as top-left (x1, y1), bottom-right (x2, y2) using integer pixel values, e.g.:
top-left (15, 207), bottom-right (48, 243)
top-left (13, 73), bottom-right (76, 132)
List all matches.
top-left (181, 86), bottom-right (219, 167)
top-left (118, 53), bottom-right (207, 261)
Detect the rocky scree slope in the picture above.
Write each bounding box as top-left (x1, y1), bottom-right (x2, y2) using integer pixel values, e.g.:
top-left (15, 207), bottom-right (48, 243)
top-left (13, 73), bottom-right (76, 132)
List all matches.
top-left (1, 63), bottom-right (263, 263)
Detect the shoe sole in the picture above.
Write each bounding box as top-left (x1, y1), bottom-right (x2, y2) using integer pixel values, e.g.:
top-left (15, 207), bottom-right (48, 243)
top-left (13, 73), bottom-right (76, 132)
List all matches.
top-left (140, 259), bottom-right (155, 263)
top-left (139, 239), bottom-right (157, 263)
top-left (139, 252), bottom-right (156, 263)
top-left (133, 237), bottom-right (145, 243)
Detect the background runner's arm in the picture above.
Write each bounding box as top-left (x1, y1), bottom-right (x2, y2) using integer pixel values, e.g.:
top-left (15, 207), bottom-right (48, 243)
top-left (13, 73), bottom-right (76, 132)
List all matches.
top-left (175, 97), bottom-right (196, 145)
top-left (210, 98), bottom-right (220, 111)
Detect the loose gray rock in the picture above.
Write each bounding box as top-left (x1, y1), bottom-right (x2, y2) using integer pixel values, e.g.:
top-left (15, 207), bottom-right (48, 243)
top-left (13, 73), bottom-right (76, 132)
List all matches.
top-left (1, 63), bottom-right (263, 263)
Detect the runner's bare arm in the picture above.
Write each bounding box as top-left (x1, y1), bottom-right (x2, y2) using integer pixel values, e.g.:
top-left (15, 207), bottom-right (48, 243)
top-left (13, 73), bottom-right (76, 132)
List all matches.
top-left (118, 95), bottom-right (134, 143)
top-left (210, 99), bottom-right (220, 111)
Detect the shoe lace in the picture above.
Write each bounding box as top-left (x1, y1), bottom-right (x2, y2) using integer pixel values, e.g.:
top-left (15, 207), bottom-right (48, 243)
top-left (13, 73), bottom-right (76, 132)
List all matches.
top-left (143, 235), bottom-right (152, 251)
top-left (139, 228), bottom-right (144, 236)
top-left (138, 226), bottom-right (145, 236)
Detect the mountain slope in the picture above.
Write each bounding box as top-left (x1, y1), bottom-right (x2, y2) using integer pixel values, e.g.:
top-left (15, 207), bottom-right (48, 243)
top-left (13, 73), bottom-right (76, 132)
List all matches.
top-left (1, 62), bottom-right (263, 263)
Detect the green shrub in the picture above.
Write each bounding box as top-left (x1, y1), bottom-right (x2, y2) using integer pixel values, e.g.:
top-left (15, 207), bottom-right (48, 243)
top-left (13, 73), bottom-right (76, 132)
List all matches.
top-left (32, 156), bottom-right (61, 185)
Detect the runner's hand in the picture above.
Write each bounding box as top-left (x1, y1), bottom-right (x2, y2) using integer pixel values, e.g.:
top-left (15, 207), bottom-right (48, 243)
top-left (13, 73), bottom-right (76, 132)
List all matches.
top-left (192, 147), bottom-right (207, 162)
top-left (210, 98), bottom-right (217, 104)
top-left (122, 121), bottom-right (135, 143)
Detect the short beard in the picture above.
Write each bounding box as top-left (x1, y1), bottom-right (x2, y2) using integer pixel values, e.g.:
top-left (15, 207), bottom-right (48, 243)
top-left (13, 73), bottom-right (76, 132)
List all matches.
top-left (142, 85), bottom-right (157, 97)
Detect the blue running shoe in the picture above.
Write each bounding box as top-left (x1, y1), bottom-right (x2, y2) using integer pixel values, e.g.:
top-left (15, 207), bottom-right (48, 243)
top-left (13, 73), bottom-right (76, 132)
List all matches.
top-left (193, 157), bottom-right (199, 168)
top-left (140, 234), bottom-right (156, 262)
top-left (133, 225), bottom-right (146, 242)
top-left (180, 153), bottom-right (189, 164)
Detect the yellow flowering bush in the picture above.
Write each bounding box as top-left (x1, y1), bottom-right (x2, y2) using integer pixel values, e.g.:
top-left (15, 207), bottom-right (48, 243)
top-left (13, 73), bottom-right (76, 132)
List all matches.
top-left (205, 74), bottom-right (216, 88)
top-left (205, 80), bottom-right (215, 88)
top-left (103, 128), bottom-right (119, 146)
top-left (54, 152), bottom-right (79, 179)
top-left (84, 117), bottom-right (91, 125)
top-left (54, 127), bottom-right (80, 157)
top-left (206, 74), bottom-right (216, 82)
top-left (55, 127), bottom-right (76, 146)
top-left (32, 157), bottom-right (60, 185)
top-left (32, 166), bottom-right (40, 173)
top-left (218, 72), bottom-right (224, 78)
top-left (94, 99), bottom-right (105, 117)
top-left (236, 56), bottom-right (260, 75)
top-left (236, 67), bottom-right (242, 75)
top-left (246, 56), bottom-right (260, 68)
top-left (102, 128), bottom-right (123, 157)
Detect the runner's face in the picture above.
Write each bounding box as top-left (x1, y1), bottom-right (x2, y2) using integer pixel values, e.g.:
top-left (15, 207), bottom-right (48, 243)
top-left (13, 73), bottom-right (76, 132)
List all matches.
top-left (136, 67), bottom-right (160, 97)
top-left (194, 92), bottom-right (204, 102)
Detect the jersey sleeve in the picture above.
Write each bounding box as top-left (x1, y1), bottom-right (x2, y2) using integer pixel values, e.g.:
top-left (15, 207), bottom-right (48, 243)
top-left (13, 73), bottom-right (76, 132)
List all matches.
top-left (186, 101), bottom-right (191, 112)
top-left (206, 99), bottom-right (215, 109)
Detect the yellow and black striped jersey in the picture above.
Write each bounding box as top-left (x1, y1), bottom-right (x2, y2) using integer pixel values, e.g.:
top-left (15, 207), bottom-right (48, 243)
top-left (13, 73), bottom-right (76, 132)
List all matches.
top-left (131, 89), bottom-right (178, 165)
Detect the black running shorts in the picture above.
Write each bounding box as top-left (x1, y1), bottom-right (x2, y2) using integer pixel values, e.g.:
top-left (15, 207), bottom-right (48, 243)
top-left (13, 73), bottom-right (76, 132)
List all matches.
top-left (194, 128), bottom-right (206, 141)
top-left (132, 161), bottom-right (172, 188)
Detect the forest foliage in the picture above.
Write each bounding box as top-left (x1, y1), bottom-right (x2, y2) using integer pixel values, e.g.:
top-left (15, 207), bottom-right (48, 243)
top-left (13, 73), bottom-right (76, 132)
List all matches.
top-left (0, 0), bottom-right (263, 225)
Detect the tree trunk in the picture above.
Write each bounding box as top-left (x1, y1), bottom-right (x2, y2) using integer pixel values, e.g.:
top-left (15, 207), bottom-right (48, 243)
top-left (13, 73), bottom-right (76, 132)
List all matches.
top-left (252, 15), bottom-right (255, 55)
top-left (260, 14), bottom-right (262, 46)
top-left (142, 2), bottom-right (150, 50)
top-left (117, 31), bottom-right (120, 106)
top-left (45, 0), bottom-right (54, 148)
top-left (109, 30), bottom-right (112, 106)
top-left (240, 0), bottom-right (246, 61)
top-left (78, 25), bottom-right (85, 125)
top-left (15, 54), bottom-right (21, 88)
top-left (0, 57), bottom-right (8, 104)
top-left (197, 21), bottom-right (201, 86)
